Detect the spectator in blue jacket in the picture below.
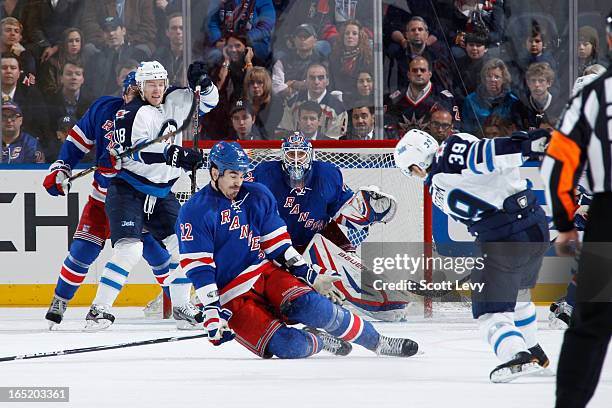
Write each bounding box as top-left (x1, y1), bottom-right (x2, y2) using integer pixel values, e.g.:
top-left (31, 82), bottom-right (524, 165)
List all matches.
top-left (1, 100), bottom-right (45, 163)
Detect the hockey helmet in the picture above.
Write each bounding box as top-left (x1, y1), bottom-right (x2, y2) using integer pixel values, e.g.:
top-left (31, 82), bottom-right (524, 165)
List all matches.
top-left (281, 132), bottom-right (314, 189)
top-left (394, 129), bottom-right (439, 177)
top-left (209, 141), bottom-right (250, 176)
top-left (135, 61), bottom-right (168, 95)
top-left (122, 71), bottom-right (137, 95)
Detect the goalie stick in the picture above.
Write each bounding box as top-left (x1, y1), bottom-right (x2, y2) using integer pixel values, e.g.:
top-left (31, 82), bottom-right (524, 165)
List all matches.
top-left (0, 332), bottom-right (207, 362)
top-left (63, 90), bottom-right (198, 188)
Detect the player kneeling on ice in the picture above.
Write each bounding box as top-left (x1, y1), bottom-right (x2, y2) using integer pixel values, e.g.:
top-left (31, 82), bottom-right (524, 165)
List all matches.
top-left (247, 133), bottom-right (409, 322)
top-left (84, 61), bottom-right (219, 331)
top-left (394, 129), bottom-right (552, 382)
top-left (177, 141), bottom-right (418, 358)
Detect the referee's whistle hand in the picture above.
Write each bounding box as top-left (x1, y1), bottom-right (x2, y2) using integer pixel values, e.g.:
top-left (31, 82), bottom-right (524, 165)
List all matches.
top-left (555, 229), bottom-right (581, 257)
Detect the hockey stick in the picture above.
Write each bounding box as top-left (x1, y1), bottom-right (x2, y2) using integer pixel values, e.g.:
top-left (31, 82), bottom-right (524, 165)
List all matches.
top-left (190, 85), bottom-right (201, 195)
top-left (64, 91), bottom-right (198, 187)
top-left (0, 332), bottom-right (207, 362)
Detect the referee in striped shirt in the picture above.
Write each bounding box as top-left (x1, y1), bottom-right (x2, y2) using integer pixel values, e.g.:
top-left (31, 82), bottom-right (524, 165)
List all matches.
top-left (541, 11), bottom-right (612, 408)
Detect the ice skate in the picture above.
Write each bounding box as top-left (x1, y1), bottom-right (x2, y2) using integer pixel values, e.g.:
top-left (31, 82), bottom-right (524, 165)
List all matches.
top-left (549, 300), bottom-right (572, 329)
top-left (173, 303), bottom-right (204, 330)
top-left (375, 335), bottom-right (419, 357)
top-left (528, 344), bottom-right (555, 376)
top-left (304, 327), bottom-right (352, 356)
top-left (84, 304), bottom-right (115, 331)
top-left (143, 292), bottom-right (163, 319)
top-left (489, 351), bottom-right (544, 383)
top-left (45, 295), bottom-right (68, 329)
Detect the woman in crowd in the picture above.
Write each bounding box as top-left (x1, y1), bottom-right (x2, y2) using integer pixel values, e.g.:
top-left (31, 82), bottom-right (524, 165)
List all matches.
top-left (243, 66), bottom-right (284, 139)
top-left (38, 27), bottom-right (85, 96)
top-left (577, 25), bottom-right (600, 76)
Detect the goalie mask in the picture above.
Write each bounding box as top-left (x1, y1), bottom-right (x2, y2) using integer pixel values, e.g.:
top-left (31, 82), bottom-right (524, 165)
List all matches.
top-left (394, 129), bottom-right (439, 178)
top-left (281, 132), bottom-right (314, 189)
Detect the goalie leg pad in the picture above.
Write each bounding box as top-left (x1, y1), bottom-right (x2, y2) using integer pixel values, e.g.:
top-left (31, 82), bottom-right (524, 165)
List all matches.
top-left (55, 239), bottom-right (102, 301)
top-left (266, 326), bottom-right (322, 359)
top-left (283, 292), bottom-right (379, 350)
top-left (93, 238), bottom-right (143, 307)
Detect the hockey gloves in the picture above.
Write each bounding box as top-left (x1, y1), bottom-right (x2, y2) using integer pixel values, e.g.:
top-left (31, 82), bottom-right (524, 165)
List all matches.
top-left (300, 264), bottom-right (346, 305)
top-left (512, 129), bottom-right (551, 161)
top-left (203, 303), bottom-right (235, 346)
top-left (335, 185), bottom-right (398, 229)
top-left (165, 145), bottom-right (203, 171)
top-left (187, 61), bottom-right (213, 93)
top-left (98, 148), bottom-right (122, 177)
top-left (43, 160), bottom-right (72, 196)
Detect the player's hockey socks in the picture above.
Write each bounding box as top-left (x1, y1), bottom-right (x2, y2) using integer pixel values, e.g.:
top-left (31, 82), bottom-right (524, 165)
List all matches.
top-left (55, 239), bottom-right (101, 300)
top-left (267, 327), bottom-right (325, 358)
top-left (489, 351), bottom-right (544, 383)
top-left (142, 233), bottom-right (172, 299)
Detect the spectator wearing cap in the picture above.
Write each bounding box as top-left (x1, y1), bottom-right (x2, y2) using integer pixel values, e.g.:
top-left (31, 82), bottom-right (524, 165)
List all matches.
top-left (81, 0), bottom-right (156, 57)
top-left (1, 100), bottom-right (45, 163)
top-left (0, 17), bottom-right (35, 77)
top-left (1, 52), bottom-right (49, 140)
top-left (453, 30), bottom-right (491, 106)
top-left (230, 99), bottom-right (265, 140)
top-left (279, 62), bottom-right (347, 140)
top-left (152, 12), bottom-right (184, 87)
top-left (22, 0), bottom-right (82, 63)
top-left (577, 25), bottom-right (601, 76)
top-left (272, 23), bottom-right (327, 98)
top-left (85, 16), bottom-right (148, 97)
top-left (206, 0), bottom-right (276, 63)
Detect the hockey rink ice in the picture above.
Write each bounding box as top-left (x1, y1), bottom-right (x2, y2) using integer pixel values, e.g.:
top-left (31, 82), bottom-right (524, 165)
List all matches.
top-left (0, 306), bottom-right (610, 408)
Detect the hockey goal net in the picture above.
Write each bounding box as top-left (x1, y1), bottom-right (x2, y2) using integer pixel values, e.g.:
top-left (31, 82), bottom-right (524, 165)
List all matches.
top-left (170, 140), bottom-right (438, 318)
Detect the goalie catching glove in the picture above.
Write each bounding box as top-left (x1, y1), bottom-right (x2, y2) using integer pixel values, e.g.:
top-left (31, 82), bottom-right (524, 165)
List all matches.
top-left (43, 160), bottom-right (72, 196)
top-left (335, 185), bottom-right (397, 229)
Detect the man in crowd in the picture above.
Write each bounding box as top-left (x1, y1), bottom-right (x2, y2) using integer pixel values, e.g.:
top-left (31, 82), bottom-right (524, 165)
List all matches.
top-left (1, 100), bottom-right (45, 163)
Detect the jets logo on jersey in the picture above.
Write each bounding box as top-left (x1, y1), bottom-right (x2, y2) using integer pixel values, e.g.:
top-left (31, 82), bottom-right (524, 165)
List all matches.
top-left (159, 119), bottom-right (178, 143)
top-left (101, 119), bottom-right (114, 131)
top-left (115, 109), bottom-right (130, 119)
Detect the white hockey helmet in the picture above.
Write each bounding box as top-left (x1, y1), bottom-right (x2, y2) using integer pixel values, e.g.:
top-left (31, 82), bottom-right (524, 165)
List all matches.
top-left (394, 129), bottom-right (439, 177)
top-left (135, 61), bottom-right (168, 96)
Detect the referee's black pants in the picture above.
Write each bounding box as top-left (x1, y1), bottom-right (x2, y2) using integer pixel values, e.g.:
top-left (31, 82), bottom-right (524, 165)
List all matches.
top-left (556, 193), bottom-right (612, 408)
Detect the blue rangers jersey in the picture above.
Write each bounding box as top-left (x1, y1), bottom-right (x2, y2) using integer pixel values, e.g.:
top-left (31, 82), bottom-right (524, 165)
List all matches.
top-left (426, 132), bottom-right (529, 226)
top-left (58, 95), bottom-right (123, 202)
top-left (248, 161), bottom-right (354, 248)
top-left (177, 182), bottom-right (293, 305)
top-left (114, 86), bottom-right (219, 197)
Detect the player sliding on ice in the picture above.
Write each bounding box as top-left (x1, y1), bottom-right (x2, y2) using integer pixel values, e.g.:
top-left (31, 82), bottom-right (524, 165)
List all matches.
top-left (394, 128), bottom-right (552, 382)
top-left (246, 133), bottom-right (411, 321)
top-left (83, 61), bottom-right (218, 331)
top-left (43, 73), bottom-right (174, 329)
top-left (177, 141), bottom-right (418, 358)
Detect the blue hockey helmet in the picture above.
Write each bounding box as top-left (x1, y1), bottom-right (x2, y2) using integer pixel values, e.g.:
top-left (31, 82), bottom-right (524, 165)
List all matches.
top-left (209, 141), bottom-right (250, 176)
top-left (122, 71), bottom-right (136, 95)
top-left (281, 132), bottom-right (313, 189)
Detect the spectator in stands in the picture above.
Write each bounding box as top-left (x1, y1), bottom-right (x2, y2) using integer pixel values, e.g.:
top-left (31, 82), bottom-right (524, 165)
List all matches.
top-left (81, 0), bottom-right (156, 57)
top-left (461, 58), bottom-right (524, 137)
top-left (453, 30), bottom-right (490, 106)
top-left (387, 56), bottom-right (458, 134)
top-left (272, 23), bottom-right (327, 98)
top-left (390, 16), bottom-right (452, 91)
top-left (356, 70), bottom-right (373, 99)
top-left (295, 100), bottom-right (323, 140)
top-left (23, 0), bottom-right (83, 63)
top-left (329, 20), bottom-right (373, 109)
top-left (85, 17), bottom-right (148, 97)
top-left (482, 114), bottom-right (517, 139)
top-left (44, 114), bottom-right (77, 162)
top-left (46, 61), bottom-right (92, 129)
top-left (346, 104), bottom-right (375, 140)
top-left (279, 62), bottom-right (347, 140)
top-left (1, 100), bottom-right (45, 163)
top-left (230, 99), bottom-right (265, 140)
top-left (206, 0), bottom-right (276, 63)
top-left (577, 26), bottom-right (601, 76)
top-left (39, 27), bottom-right (85, 96)
top-left (0, 17), bottom-right (35, 76)
top-left (1, 52), bottom-right (49, 140)
top-left (153, 12), bottom-right (184, 87)
top-left (1, 0), bottom-right (27, 21)
top-left (243, 66), bottom-right (283, 139)
top-left (519, 62), bottom-right (565, 130)
top-left (153, 0), bottom-right (182, 46)
top-left (112, 59), bottom-right (138, 97)
top-left (426, 108), bottom-right (454, 143)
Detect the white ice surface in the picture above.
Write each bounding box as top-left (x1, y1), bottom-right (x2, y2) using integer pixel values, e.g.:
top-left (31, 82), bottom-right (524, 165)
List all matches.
top-left (0, 307), bottom-right (610, 408)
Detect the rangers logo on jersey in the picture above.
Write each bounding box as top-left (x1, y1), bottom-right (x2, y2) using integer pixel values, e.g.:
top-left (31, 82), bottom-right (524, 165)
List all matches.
top-left (101, 119), bottom-right (114, 131)
top-left (115, 109), bottom-right (130, 119)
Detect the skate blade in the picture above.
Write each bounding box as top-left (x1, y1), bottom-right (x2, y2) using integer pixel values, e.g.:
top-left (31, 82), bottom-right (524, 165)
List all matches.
top-left (490, 362), bottom-right (544, 383)
top-left (47, 321), bottom-right (59, 331)
top-left (533, 367), bottom-right (555, 377)
top-left (175, 320), bottom-right (204, 330)
top-left (83, 320), bottom-right (112, 332)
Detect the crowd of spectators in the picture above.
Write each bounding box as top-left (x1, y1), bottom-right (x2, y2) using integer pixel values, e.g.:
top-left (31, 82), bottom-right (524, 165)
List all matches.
top-left (1, 0), bottom-right (609, 164)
